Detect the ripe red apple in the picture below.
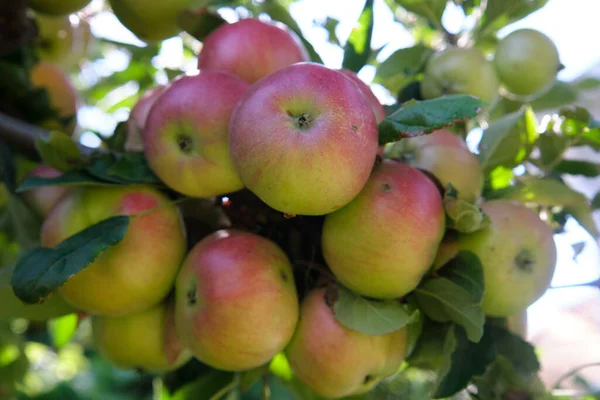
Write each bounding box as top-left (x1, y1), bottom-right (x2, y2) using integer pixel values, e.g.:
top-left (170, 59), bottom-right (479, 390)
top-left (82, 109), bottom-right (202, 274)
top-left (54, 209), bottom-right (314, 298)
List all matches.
top-left (41, 186), bottom-right (187, 316)
top-left (229, 63), bottom-right (379, 216)
top-left (458, 200), bottom-right (557, 316)
top-left (92, 300), bottom-right (191, 372)
top-left (339, 69), bottom-right (385, 123)
top-left (174, 230), bottom-right (298, 371)
top-left (28, 0), bottom-right (91, 16)
top-left (143, 72), bottom-right (249, 198)
top-left (197, 18), bottom-right (309, 84)
top-left (285, 287), bottom-right (409, 398)
top-left (322, 160), bottom-right (445, 299)
top-left (125, 85), bottom-right (166, 152)
top-left (20, 165), bottom-right (70, 217)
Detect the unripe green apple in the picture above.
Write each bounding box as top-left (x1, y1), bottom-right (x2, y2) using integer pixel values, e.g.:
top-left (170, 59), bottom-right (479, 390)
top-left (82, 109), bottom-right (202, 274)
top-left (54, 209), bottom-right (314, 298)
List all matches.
top-left (322, 160), bottom-right (445, 299)
top-left (92, 301), bottom-right (191, 372)
top-left (229, 63), bottom-right (379, 216)
top-left (143, 72), bottom-right (249, 198)
top-left (285, 288), bottom-right (409, 398)
top-left (29, 0), bottom-right (91, 16)
top-left (41, 186), bottom-right (187, 316)
top-left (175, 230), bottom-right (298, 371)
top-left (125, 86), bottom-right (166, 152)
top-left (339, 69), bottom-right (386, 123)
top-left (21, 165), bottom-right (70, 217)
top-left (495, 29), bottom-right (560, 97)
top-left (387, 130), bottom-right (484, 201)
top-left (458, 200), bottom-right (557, 316)
top-left (421, 47), bottom-right (499, 103)
top-left (108, 0), bottom-right (196, 41)
top-left (198, 19), bottom-right (309, 84)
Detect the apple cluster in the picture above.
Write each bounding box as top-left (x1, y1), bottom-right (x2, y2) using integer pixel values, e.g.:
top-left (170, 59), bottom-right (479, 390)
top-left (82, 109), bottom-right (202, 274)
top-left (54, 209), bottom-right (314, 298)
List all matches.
top-left (18, 17), bottom-right (558, 399)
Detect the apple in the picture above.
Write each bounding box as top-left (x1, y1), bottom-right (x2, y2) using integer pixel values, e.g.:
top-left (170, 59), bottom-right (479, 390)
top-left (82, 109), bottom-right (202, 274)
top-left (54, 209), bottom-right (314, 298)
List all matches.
top-left (174, 229), bottom-right (298, 371)
top-left (421, 47), bottom-right (499, 103)
top-left (285, 287), bottom-right (408, 398)
top-left (321, 160), bottom-right (445, 299)
top-left (28, 0), bottom-right (91, 16)
top-left (108, 0), bottom-right (196, 41)
top-left (431, 232), bottom-right (460, 271)
top-left (338, 69), bottom-right (386, 123)
top-left (143, 71), bottom-right (249, 198)
top-left (229, 62), bottom-right (379, 216)
top-left (125, 85), bottom-right (166, 152)
top-left (30, 62), bottom-right (79, 135)
top-left (35, 14), bottom-right (74, 65)
top-left (495, 29), bottom-right (560, 97)
top-left (92, 300), bottom-right (191, 372)
top-left (41, 185), bottom-right (187, 316)
top-left (386, 130), bottom-right (483, 201)
top-left (20, 165), bottom-right (70, 217)
top-left (197, 18), bottom-right (309, 84)
top-left (458, 200), bottom-right (557, 317)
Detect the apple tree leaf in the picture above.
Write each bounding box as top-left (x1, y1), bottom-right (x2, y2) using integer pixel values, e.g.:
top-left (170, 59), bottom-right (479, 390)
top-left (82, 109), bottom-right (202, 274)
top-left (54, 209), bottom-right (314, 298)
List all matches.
top-left (16, 170), bottom-right (113, 192)
top-left (592, 192), bottom-right (600, 210)
top-left (11, 216), bottom-right (130, 304)
top-left (378, 95), bottom-right (482, 145)
top-left (0, 140), bottom-right (16, 192)
top-left (395, 0), bottom-right (447, 27)
top-left (342, 0), bottom-right (374, 73)
top-left (374, 45), bottom-right (433, 95)
top-left (478, 0), bottom-right (549, 38)
top-left (35, 131), bottom-right (86, 172)
top-left (487, 323), bottom-right (540, 376)
top-left (239, 363), bottom-right (270, 393)
top-left (333, 285), bottom-right (419, 335)
top-left (553, 159), bottom-right (600, 177)
top-left (530, 80), bottom-right (578, 111)
top-left (444, 186), bottom-right (490, 233)
top-left (49, 313), bottom-right (79, 349)
top-left (535, 132), bottom-right (570, 169)
top-left (415, 251), bottom-right (485, 342)
top-left (176, 8), bottom-right (226, 41)
top-left (0, 194), bottom-right (42, 249)
top-left (162, 370), bottom-right (235, 400)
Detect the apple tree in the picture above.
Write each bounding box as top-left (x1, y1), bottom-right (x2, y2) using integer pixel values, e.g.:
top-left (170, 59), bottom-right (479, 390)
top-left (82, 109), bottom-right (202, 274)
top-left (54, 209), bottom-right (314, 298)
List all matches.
top-left (0, 0), bottom-right (599, 399)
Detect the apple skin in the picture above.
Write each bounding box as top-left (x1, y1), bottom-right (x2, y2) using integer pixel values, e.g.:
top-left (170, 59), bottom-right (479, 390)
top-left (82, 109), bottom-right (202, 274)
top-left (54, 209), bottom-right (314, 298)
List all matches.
top-left (174, 230), bottom-right (298, 371)
top-left (322, 160), bottom-right (445, 299)
top-left (198, 19), bottom-right (309, 84)
top-left (41, 186), bottom-right (187, 316)
top-left (421, 47), bottom-right (499, 103)
top-left (30, 62), bottom-right (79, 134)
top-left (125, 85), bottom-right (166, 152)
top-left (458, 200), bottom-right (557, 317)
top-left (92, 300), bottom-right (191, 372)
top-left (21, 165), bottom-right (70, 217)
top-left (229, 63), bottom-right (379, 216)
top-left (495, 29), bottom-right (560, 97)
top-left (108, 0), bottom-right (195, 41)
top-left (338, 69), bottom-right (386, 123)
top-left (285, 288), bottom-right (408, 399)
top-left (28, 0), bottom-right (91, 16)
top-left (144, 72), bottom-right (249, 198)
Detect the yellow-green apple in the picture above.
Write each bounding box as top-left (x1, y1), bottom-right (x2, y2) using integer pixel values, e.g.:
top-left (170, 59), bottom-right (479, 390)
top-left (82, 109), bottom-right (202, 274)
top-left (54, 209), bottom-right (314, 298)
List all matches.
top-left (174, 230), bottom-right (298, 371)
top-left (125, 86), bottom-right (166, 152)
top-left (228, 63), bottom-right (379, 216)
top-left (421, 47), bottom-right (499, 103)
top-left (197, 18), bottom-right (309, 84)
top-left (35, 14), bottom-right (73, 64)
top-left (41, 186), bottom-right (187, 316)
top-left (386, 129), bottom-right (483, 201)
top-left (458, 200), bottom-right (557, 316)
top-left (28, 0), bottom-right (91, 16)
top-left (108, 0), bottom-right (196, 41)
top-left (92, 300), bottom-right (191, 372)
top-left (20, 165), bottom-right (70, 217)
top-left (495, 29), bottom-right (560, 97)
top-left (339, 69), bottom-right (385, 123)
top-left (285, 287), bottom-right (408, 398)
top-left (431, 232), bottom-right (460, 271)
top-left (322, 160), bottom-right (445, 299)
top-left (30, 62), bottom-right (79, 134)
top-left (143, 72), bottom-right (249, 197)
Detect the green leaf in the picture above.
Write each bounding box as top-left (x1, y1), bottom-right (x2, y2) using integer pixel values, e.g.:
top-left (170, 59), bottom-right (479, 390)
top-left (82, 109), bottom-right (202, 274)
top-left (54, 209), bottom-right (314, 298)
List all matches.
top-left (342, 0), bottom-right (374, 73)
top-left (535, 132), bottom-right (570, 169)
top-left (321, 17), bottom-right (340, 45)
top-left (478, 107), bottom-right (537, 170)
top-left (239, 364), bottom-right (270, 393)
top-left (176, 8), bottom-right (226, 41)
top-left (0, 194), bottom-right (42, 249)
top-left (395, 0), bottom-right (447, 28)
top-left (573, 77), bottom-right (600, 90)
top-left (11, 216), bottom-right (130, 304)
top-left (488, 324), bottom-right (540, 376)
top-left (34, 132), bottom-right (86, 172)
top-left (0, 141), bottom-right (16, 193)
top-left (478, 0), bottom-right (549, 38)
top-left (48, 313), bottom-right (78, 349)
top-left (592, 192), bottom-right (600, 210)
top-left (161, 370), bottom-right (235, 400)
top-left (434, 325), bottom-right (497, 398)
top-left (415, 252), bottom-right (485, 342)
top-left (374, 45), bottom-right (433, 94)
top-left (558, 106), bottom-right (600, 150)
top-left (102, 152), bottom-right (161, 184)
top-left (16, 170), bottom-right (112, 192)
top-left (553, 159), bottom-right (600, 177)
top-left (486, 165), bottom-right (514, 191)
top-left (407, 321), bottom-right (457, 379)
top-left (530, 81), bottom-right (578, 111)
top-left (332, 285), bottom-right (420, 335)
top-left (378, 95), bottom-right (482, 145)
top-left (444, 187), bottom-right (491, 233)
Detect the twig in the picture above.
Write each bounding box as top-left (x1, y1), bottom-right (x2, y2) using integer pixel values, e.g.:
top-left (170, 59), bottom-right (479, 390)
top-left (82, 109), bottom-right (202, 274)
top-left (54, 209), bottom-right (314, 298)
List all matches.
top-left (552, 362), bottom-right (600, 389)
top-left (208, 379), bottom-right (239, 400)
top-left (551, 278), bottom-right (600, 290)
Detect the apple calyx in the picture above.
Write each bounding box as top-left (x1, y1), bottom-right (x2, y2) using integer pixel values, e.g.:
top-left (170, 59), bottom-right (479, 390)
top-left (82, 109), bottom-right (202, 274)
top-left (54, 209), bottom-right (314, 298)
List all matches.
top-left (515, 249), bottom-right (534, 273)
